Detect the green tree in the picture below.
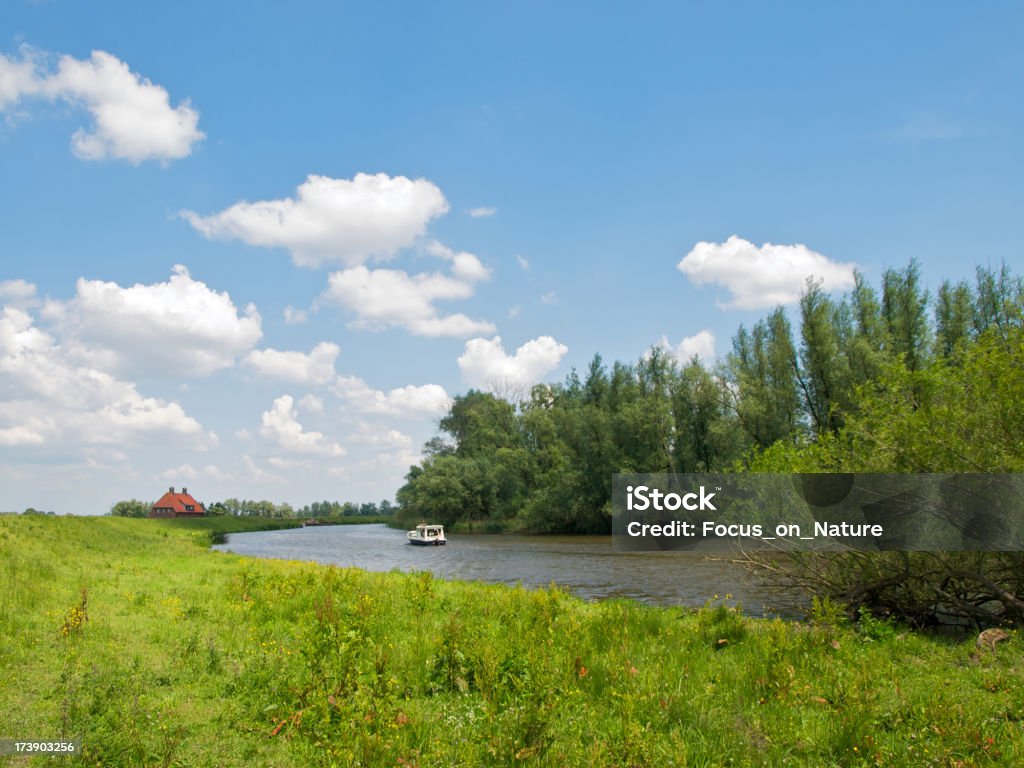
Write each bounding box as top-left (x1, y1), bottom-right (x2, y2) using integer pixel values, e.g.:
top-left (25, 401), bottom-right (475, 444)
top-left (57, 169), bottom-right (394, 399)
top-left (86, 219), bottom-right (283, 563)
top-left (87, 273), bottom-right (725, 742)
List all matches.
top-left (881, 259), bottom-right (930, 371)
top-left (396, 455), bottom-right (493, 527)
top-left (671, 359), bottom-right (741, 472)
top-left (846, 270), bottom-right (888, 388)
top-left (832, 327), bottom-right (1024, 472)
top-left (797, 279), bottom-right (853, 435)
top-left (973, 263), bottom-right (1024, 338)
top-left (934, 278), bottom-right (974, 359)
top-left (728, 308), bottom-right (802, 449)
top-left (440, 391), bottom-right (518, 457)
top-left (109, 499), bottom-right (151, 517)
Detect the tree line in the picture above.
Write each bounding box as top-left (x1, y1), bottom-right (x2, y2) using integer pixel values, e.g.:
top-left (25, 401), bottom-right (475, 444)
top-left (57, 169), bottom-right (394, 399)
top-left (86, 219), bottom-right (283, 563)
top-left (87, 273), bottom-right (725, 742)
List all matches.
top-left (397, 261), bottom-right (1024, 624)
top-left (109, 497), bottom-right (397, 518)
top-left (398, 261), bottom-right (1023, 534)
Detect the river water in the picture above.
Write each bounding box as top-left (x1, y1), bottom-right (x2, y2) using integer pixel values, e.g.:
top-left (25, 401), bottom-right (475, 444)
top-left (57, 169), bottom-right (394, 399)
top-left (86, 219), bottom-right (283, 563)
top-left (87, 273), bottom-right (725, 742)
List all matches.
top-left (212, 523), bottom-right (806, 617)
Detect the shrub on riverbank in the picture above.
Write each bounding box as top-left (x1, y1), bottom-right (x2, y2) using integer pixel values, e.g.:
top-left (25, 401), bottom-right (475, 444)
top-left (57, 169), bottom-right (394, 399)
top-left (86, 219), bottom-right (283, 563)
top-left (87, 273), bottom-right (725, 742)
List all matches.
top-left (2, 514), bottom-right (1022, 766)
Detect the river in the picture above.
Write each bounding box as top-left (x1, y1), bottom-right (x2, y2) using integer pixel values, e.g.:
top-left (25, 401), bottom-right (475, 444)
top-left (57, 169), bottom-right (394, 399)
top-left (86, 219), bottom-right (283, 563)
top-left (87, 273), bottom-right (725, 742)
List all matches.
top-left (212, 523), bottom-right (806, 617)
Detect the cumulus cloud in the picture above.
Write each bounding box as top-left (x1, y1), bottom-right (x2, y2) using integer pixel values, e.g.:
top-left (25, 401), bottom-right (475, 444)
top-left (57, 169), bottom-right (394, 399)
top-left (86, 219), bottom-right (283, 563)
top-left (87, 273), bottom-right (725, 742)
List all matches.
top-left (241, 338), bottom-right (449, 417)
top-left (0, 306), bottom-right (204, 446)
top-left (0, 279), bottom-right (37, 308)
top-left (677, 235), bottom-right (856, 309)
top-left (321, 265), bottom-right (495, 337)
top-left (425, 241), bottom-right (491, 283)
top-left (516, 255), bottom-right (530, 271)
top-left (458, 335), bottom-right (568, 391)
top-left (468, 206), bottom-right (497, 218)
top-left (182, 173), bottom-right (449, 268)
top-left (0, 46), bottom-right (203, 162)
top-left (0, 49), bottom-right (38, 109)
top-left (244, 341), bottom-right (340, 386)
top-left (332, 376), bottom-right (450, 417)
top-left (260, 395), bottom-right (344, 457)
top-left (660, 330), bottom-right (716, 364)
top-left (43, 265), bottom-right (262, 377)
top-left (379, 383), bottom-right (451, 415)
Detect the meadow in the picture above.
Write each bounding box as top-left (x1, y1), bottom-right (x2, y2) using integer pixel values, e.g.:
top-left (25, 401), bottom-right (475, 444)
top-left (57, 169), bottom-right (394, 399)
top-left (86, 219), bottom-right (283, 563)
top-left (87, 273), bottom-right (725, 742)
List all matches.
top-left (1, 514), bottom-right (1022, 767)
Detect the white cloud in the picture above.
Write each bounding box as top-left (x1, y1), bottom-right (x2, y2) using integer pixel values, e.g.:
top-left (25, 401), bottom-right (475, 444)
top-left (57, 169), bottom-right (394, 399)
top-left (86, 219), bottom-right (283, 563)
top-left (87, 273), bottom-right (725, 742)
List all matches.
top-left (241, 340), bottom-right (448, 417)
top-left (0, 422), bottom-right (48, 446)
top-left (0, 279), bottom-right (37, 308)
top-left (244, 341), bottom-right (340, 386)
top-left (283, 306), bottom-right (308, 324)
top-left (332, 376), bottom-right (450, 417)
top-left (260, 395), bottom-right (344, 457)
top-left (378, 383), bottom-right (451, 415)
top-left (425, 241), bottom-right (491, 283)
top-left (321, 265), bottom-right (495, 337)
top-left (516, 255), bottom-right (530, 271)
top-left (0, 48), bottom-right (39, 109)
top-left (659, 330), bottom-right (716, 364)
top-left (183, 173), bottom-right (449, 268)
top-left (0, 47), bottom-right (203, 162)
top-left (468, 206), bottom-right (497, 218)
top-left (0, 306), bottom-right (205, 446)
top-left (507, 305), bottom-right (521, 319)
top-left (677, 235), bottom-right (857, 309)
top-left (43, 264), bottom-right (262, 377)
top-left (540, 291), bottom-right (557, 305)
top-left (458, 335), bottom-right (569, 391)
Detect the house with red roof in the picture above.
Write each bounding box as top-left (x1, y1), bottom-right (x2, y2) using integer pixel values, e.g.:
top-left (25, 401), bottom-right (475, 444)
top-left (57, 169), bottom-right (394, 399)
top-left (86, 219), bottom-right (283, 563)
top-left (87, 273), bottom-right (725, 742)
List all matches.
top-left (149, 487), bottom-right (206, 518)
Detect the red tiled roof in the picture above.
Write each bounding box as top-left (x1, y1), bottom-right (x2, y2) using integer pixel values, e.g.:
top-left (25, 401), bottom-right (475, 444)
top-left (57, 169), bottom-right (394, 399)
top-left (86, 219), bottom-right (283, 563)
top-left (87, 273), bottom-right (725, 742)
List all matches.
top-left (151, 490), bottom-right (205, 515)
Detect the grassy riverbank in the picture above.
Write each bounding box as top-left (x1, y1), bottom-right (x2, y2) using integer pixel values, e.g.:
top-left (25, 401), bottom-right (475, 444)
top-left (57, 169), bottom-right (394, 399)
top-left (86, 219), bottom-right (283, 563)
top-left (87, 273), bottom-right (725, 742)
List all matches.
top-left (1, 515), bottom-right (1022, 766)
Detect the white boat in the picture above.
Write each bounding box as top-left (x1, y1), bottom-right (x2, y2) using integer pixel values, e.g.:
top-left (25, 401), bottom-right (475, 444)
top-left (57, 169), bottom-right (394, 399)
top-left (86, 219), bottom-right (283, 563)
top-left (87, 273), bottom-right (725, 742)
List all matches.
top-left (407, 523), bottom-right (446, 546)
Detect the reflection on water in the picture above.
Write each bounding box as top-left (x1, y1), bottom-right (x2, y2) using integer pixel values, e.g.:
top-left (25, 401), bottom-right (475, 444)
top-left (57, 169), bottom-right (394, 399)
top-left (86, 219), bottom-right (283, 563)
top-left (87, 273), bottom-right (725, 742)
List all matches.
top-left (213, 523), bottom-right (806, 617)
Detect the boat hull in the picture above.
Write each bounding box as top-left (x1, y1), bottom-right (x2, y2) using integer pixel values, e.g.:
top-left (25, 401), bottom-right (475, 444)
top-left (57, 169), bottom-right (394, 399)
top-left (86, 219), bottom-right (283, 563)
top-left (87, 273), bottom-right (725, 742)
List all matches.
top-left (407, 536), bottom-right (445, 546)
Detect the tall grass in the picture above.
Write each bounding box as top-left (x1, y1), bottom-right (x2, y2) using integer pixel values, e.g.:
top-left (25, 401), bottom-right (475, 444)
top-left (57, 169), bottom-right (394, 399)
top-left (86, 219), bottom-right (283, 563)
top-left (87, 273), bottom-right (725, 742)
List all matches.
top-left (1, 514), bottom-right (1021, 766)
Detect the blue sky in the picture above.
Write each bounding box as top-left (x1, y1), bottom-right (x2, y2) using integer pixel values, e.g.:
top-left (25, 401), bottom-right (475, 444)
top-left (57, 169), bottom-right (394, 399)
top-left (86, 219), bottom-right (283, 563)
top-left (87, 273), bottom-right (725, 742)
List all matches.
top-left (1, 2), bottom-right (1022, 513)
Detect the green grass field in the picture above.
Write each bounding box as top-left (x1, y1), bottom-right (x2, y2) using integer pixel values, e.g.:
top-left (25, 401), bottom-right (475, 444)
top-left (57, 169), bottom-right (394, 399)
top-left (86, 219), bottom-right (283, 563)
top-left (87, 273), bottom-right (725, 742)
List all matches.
top-left (1, 514), bottom-right (1022, 767)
